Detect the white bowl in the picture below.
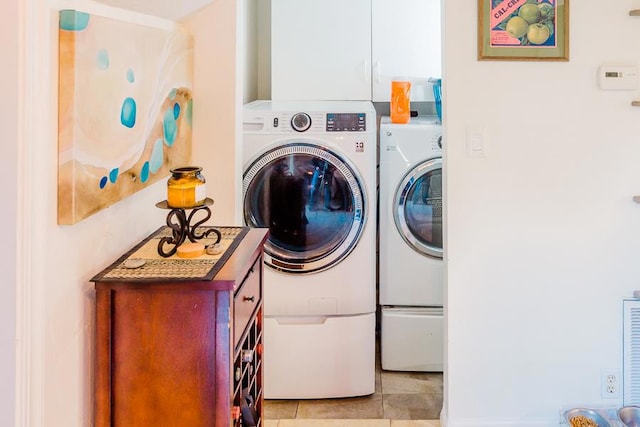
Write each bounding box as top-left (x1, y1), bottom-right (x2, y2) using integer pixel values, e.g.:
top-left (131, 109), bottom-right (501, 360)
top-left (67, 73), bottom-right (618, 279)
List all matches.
top-left (618, 406), bottom-right (640, 427)
top-left (564, 408), bottom-right (611, 427)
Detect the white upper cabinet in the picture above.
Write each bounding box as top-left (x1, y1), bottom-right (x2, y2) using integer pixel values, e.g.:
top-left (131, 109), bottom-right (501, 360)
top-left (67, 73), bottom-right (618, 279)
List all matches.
top-left (271, 0), bottom-right (372, 101)
top-left (270, 0), bottom-right (441, 102)
top-left (371, 0), bottom-right (442, 102)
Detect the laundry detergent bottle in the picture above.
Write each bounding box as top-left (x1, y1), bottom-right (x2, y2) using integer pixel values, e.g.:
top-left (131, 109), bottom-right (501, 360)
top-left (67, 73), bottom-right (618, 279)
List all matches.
top-left (390, 79), bottom-right (411, 124)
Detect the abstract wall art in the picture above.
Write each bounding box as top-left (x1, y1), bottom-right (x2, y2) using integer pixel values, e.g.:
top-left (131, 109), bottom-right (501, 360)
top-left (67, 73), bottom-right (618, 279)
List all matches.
top-left (57, 10), bottom-right (194, 224)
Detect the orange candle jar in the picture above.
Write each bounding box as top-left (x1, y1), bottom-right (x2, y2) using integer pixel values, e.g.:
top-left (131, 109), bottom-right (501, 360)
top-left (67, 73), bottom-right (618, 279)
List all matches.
top-left (391, 80), bottom-right (411, 124)
top-left (167, 166), bottom-right (207, 208)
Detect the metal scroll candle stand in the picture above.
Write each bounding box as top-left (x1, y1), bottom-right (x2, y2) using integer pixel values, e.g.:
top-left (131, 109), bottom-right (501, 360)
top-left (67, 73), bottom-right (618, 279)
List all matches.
top-left (155, 166), bottom-right (222, 257)
top-left (155, 197), bottom-right (222, 258)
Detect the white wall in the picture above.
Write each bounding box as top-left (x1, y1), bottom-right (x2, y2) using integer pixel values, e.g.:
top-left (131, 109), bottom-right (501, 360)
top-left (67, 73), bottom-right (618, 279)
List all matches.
top-left (18, 1), bottom-right (238, 425)
top-left (257, 0), bottom-right (271, 100)
top-left (42, 4), bottom-right (177, 424)
top-left (182, 0), bottom-right (241, 225)
top-left (1, 0), bottom-right (19, 425)
top-left (443, 1), bottom-right (640, 425)
top-left (242, 0), bottom-right (259, 103)
top-left (18, 0), bottom-right (640, 425)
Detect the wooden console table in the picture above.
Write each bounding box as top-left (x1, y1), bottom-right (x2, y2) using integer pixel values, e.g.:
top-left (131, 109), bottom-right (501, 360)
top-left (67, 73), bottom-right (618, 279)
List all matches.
top-left (92, 226), bottom-right (268, 427)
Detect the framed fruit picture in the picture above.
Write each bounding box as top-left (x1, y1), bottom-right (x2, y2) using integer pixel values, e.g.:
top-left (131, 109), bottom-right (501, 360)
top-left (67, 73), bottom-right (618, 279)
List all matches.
top-left (478, 0), bottom-right (569, 61)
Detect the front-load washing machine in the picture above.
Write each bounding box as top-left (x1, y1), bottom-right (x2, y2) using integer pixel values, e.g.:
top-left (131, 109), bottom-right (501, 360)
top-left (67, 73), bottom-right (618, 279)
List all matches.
top-left (379, 116), bottom-right (444, 372)
top-left (242, 100), bottom-right (377, 398)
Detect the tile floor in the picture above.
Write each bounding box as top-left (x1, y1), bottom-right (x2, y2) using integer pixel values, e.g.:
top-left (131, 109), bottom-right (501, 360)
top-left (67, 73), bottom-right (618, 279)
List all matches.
top-left (264, 340), bottom-right (443, 425)
top-left (264, 421), bottom-right (441, 427)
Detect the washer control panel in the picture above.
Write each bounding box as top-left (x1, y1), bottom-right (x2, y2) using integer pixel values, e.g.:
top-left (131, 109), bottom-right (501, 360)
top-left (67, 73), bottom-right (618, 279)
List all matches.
top-left (326, 113), bottom-right (366, 132)
top-left (243, 107), bottom-right (373, 135)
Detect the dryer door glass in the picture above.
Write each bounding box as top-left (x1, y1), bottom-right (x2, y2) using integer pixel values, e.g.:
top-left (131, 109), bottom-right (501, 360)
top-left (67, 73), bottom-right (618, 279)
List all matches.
top-left (243, 143), bottom-right (367, 273)
top-left (394, 158), bottom-right (443, 258)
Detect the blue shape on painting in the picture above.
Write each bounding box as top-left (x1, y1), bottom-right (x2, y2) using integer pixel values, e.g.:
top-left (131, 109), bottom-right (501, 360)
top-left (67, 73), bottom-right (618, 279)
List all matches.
top-left (163, 107), bottom-right (177, 146)
top-left (109, 168), bottom-right (119, 184)
top-left (99, 176), bottom-right (108, 189)
top-left (97, 49), bottom-right (109, 70)
top-left (186, 99), bottom-right (193, 127)
top-left (173, 103), bottom-right (181, 120)
top-left (59, 10), bottom-right (90, 31)
top-left (149, 139), bottom-right (164, 174)
top-left (169, 88), bottom-right (177, 100)
top-left (120, 97), bottom-right (136, 128)
top-left (140, 162), bottom-right (150, 183)
top-left (127, 68), bottom-right (135, 83)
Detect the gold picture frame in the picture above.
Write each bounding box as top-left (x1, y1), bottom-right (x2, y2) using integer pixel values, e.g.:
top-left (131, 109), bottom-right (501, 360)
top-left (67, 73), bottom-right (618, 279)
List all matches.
top-left (478, 0), bottom-right (569, 61)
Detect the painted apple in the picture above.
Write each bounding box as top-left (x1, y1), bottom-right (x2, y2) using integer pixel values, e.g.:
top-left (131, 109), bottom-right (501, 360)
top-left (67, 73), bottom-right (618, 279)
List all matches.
top-left (506, 16), bottom-right (529, 38)
top-left (518, 4), bottom-right (541, 24)
top-left (527, 22), bottom-right (550, 45)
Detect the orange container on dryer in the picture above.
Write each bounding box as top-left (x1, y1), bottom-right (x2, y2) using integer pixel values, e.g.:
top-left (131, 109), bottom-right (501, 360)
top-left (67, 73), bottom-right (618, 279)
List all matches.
top-left (390, 80), bottom-right (411, 124)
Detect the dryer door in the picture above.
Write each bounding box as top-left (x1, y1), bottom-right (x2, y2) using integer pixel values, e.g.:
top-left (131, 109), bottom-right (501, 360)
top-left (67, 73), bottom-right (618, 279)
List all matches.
top-left (393, 158), bottom-right (443, 258)
top-left (243, 142), bottom-right (367, 273)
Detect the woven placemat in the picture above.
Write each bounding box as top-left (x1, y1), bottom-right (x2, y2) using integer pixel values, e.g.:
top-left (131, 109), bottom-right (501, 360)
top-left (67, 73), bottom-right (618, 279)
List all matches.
top-left (92, 226), bottom-right (249, 282)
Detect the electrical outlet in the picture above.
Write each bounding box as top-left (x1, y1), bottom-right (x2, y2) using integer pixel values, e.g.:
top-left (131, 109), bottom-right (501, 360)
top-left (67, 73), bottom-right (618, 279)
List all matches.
top-left (601, 370), bottom-right (621, 398)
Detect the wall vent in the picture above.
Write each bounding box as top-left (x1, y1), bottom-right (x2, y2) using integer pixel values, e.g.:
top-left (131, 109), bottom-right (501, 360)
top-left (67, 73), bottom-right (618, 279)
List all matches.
top-left (624, 299), bottom-right (640, 405)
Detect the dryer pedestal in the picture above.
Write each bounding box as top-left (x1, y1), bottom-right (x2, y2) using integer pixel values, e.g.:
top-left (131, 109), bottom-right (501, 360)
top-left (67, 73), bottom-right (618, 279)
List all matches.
top-left (381, 307), bottom-right (443, 372)
top-left (263, 313), bottom-right (375, 399)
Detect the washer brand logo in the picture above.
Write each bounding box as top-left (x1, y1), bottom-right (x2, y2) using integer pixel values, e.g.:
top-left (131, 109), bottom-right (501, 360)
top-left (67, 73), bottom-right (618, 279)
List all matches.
top-left (355, 141), bottom-right (364, 152)
top-left (386, 145), bottom-right (397, 151)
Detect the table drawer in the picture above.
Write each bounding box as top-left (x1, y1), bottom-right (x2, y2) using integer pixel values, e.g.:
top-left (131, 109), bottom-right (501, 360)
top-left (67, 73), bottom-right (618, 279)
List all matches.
top-left (233, 257), bottom-right (261, 349)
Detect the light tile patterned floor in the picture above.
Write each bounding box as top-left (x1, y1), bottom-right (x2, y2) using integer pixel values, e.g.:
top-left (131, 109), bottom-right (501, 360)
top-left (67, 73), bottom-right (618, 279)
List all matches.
top-left (264, 370), bottom-right (443, 421)
top-left (264, 343), bottom-right (443, 422)
top-left (264, 420), bottom-right (441, 426)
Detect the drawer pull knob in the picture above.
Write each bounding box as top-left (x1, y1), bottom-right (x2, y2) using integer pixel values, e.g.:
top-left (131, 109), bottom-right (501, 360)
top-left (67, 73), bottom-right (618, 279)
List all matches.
top-left (243, 295), bottom-right (255, 302)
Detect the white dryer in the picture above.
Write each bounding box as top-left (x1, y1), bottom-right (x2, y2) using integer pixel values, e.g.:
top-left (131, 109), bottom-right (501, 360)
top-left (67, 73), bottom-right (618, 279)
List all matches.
top-left (242, 100), bottom-right (377, 398)
top-left (379, 116), bottom-right (444, 372)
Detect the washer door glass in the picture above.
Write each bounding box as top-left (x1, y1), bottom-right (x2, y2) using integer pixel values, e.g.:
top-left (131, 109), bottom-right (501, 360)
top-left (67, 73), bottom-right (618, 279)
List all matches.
top-left (393, 158), bottom-right (443, 258)
top-left (243, 143), bottom-right (367, 273)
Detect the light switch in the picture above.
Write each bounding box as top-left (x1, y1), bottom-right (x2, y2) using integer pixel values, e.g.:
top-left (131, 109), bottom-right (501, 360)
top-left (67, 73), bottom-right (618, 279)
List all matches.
top-left (466, 127), bottom-right (486, 158)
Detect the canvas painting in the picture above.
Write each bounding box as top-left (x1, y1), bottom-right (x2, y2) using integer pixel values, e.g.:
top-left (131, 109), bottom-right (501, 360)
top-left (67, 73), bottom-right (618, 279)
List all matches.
top-left (57, 10), bottom-right (194, 224)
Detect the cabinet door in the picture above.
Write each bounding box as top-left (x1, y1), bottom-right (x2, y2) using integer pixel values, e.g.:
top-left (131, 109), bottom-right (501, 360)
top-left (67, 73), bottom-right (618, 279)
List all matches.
top-left (371, 0), bottom-right (442, 102)
top-left (271, 0), bottom-right (372, 101)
